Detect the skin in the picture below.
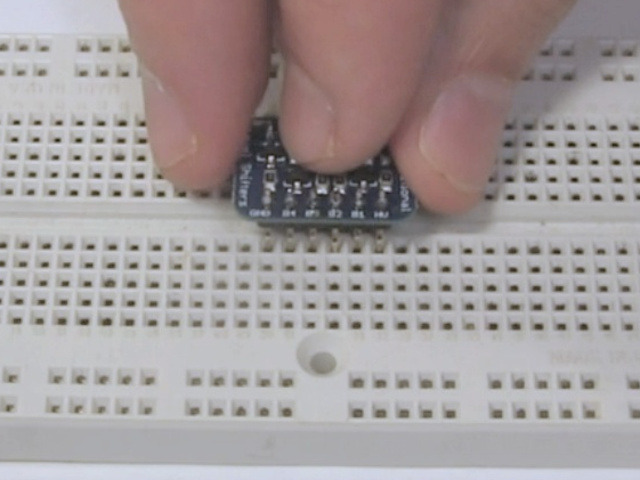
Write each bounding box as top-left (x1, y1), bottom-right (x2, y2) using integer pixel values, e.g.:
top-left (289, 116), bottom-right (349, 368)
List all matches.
top-left (118, 0), bottom-right (576, 214)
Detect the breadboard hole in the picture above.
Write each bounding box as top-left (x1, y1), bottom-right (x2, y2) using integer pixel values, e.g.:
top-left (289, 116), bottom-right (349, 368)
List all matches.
top-left (0, 61), bottom-right (50, 78)
top-left (0, 111), bottom-right (219, 202)
top-left (76, 36), bottom-right (132, 55)
top-left (349, 402), bottom-right (459, 422)
top-left (487, 372), bottom-right (600, 391)
top-left (349, 372), bottom-right (458, 391)
top-left (47, 367), bottom-right (158, 388)
top-left (1, 367), bottom-right (20, 384)
top-left (600, 39), bottom-right (639, 57)
top-left (0, 233), bottom-right (638, 332)
top-left (522, 64), bottom-right (577, 82)
top-left (489, 402), bottom-right (601, 421)
top-left (185, 370), bottom-right (296, 390)
top-left (0, 397), bottom-right (17, 415)
top-left (539, 39), bottom-right (576, 58)
top-left (185, 399), bottom-right (295, 420)
top-left (628, 375), bottom-right (640, 390)
top-left (0, 35), bottom-right (52, 54)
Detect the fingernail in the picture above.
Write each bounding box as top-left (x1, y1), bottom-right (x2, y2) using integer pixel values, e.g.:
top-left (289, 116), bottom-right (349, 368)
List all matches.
top-left (419, 74), bottom-right (513, 193)
top-left (140, 66), bottom-right (197, 170)
top-left (282, 63), bottom-right (335, 163)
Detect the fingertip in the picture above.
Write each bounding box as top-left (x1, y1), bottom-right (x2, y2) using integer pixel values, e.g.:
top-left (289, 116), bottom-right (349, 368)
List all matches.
top-left (391, 119), bottom-right (491, 216)
top-left (278, 61), bottom-right (341, 171)
top-left (158, 151), bottom-right (236, 192)
top-left (140, 69), bottom-right (197, 168)
top-left (381, 0), bottom-right (576, 215)
top-left (391, 73), bottom-right (514, 214)
top-left (118, 0), bottom-right (271, 191)
top-left (418, 75), bottom-right (512, 193)
top-left (139, 62), bottom-right (254, 191)
top-left (277, 0), bottom-right (440, 174)
top-left (279, 60), bottom-right (384, 174)
top-left (396, 151), bottom-right (486, 215)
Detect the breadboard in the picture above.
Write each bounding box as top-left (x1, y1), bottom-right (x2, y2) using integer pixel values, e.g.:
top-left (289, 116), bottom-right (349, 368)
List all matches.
top-left (0, 0), bottom-right (639, 468)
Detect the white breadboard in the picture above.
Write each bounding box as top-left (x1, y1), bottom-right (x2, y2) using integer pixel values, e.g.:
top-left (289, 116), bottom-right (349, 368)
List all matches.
top-left (0, 0), bottom-right (639, 469)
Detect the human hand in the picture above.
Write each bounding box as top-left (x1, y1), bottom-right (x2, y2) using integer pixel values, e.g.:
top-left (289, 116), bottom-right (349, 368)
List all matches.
top-left (118, 0), bottom-right (576, 214)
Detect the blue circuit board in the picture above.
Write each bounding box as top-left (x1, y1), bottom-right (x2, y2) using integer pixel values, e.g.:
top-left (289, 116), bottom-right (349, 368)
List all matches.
top-left (233, 118), bottom-right (417, 227)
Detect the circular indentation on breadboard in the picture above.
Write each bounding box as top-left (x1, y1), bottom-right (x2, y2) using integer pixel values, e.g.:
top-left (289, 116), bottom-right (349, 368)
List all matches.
top-left (310, 352), bottom-right (338, 376)
top-left (297, 333), bottom-right (348, 377)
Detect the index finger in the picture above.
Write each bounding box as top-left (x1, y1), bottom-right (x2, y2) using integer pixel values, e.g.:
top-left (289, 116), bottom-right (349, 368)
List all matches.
top-left (118, 0), bottom-right (272, 190)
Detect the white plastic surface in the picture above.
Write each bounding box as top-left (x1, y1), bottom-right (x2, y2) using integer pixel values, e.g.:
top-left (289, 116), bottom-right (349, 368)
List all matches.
top-left (0, 0), bottom-right (639, 469)
top-left (3, 465), bottom-right (640, 480)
